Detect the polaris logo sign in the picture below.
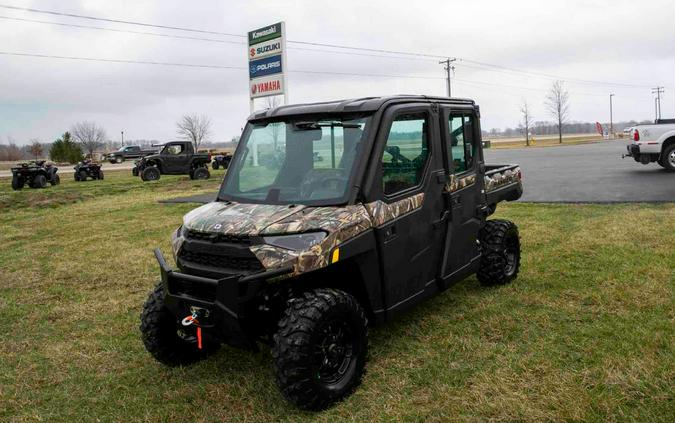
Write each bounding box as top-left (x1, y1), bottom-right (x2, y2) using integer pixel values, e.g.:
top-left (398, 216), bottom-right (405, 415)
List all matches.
top-left (249, 55), bottom-right (282, 79)
top-left (248, 22), bottom-right (287, 102)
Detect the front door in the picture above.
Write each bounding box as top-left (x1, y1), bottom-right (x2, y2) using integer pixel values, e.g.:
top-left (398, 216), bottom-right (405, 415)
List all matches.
top-left (370, 105), bottom-right (447, 316)
top-left (163, 144), bottom-right (189, 173)
top-left (439, 107), bottom-right (483, 281)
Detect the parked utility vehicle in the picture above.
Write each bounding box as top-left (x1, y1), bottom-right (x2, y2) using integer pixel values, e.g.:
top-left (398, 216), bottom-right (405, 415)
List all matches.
top-left (140, 96), bottom-right (523, 410)
top-left (623, 119), bottom-right (675, 171)
top-left (132, 141), bottom-right (211, 181)
top-left (10, 161), bottom-right (60, 190)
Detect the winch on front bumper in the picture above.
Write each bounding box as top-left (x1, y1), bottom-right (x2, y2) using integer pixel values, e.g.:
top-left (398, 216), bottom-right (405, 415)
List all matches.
top-left (154, 248), bottom-right (292, 348)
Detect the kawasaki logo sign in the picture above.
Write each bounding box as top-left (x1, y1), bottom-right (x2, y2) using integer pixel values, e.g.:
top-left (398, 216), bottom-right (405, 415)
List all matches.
top-left (248, 22), bottom-right (287, 104)
top-left (248, 23), bottom-right (282, 45)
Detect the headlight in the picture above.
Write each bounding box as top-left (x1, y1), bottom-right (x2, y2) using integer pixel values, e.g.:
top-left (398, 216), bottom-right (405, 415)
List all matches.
top-left (263, 232), bottom-right (327, 251)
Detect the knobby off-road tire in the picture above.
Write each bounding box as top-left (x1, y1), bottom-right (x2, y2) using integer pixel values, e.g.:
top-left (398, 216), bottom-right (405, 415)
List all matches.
top-left (660, 144), bottom-right (675, 172)
top-left (477, 219), bottom-right (521, 286)
top-left (11, 176), bottom-right (24, 190)
top-left (192, 167), bottom-right (210, 180)
top-left (272, 288), bottom-right (368, 411)
top-left (98, 170), bottom-right (104, 180)
top-left (141, 166), bottom-right (160, 181)
top-left (79, 170), bottom-right (88, 181)
top-left (212, 160), bottom-right (220, 170)
top-left (140, 282), bottom-right (219, 366)
top-left (31, 174), bottom-right (47, 189)
top-left (50, 174), bottom-right (60, 186)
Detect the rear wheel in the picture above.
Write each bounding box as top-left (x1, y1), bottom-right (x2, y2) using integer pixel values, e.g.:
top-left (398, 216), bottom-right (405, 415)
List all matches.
top-left (212, 160), bottom-right (220, 170)
top-left (79, 170), bottom-right (88, 181)
top-left (477, 219), bottom-right (521, 286)
top-left (192, 167), bottom-right (210, 180)
top-left (31, 174), bottom-right (47, 189)
top-left (140, 282), bottom-right (219, 366)
top-left (98, 170), bottom-right (104, 180)
top-left (273, 288), bottom-right (368, 411)
top-left (660, 144), bottom-right (675, 172)
top-left (11, 176), bottom-right (24, 190)
top-left (50, 174), bottom-right (60, 186)
top-left (141, 166), bottom-right (160, 181)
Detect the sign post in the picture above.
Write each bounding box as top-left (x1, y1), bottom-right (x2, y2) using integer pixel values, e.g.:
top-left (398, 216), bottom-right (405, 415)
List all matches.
top-left (248, 22), bottom-right (288, 113)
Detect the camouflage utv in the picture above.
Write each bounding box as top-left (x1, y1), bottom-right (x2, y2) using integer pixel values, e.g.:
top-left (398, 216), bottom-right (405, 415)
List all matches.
top-left (141, 96), bottom-right (523, 410)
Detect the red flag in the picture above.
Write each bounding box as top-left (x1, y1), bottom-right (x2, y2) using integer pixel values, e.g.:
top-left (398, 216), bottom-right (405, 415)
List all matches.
top-left (595, 122), bottom-right (604, 135)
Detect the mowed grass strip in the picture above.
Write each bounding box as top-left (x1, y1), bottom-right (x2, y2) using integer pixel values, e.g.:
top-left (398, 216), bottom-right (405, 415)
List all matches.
top-left (0, 173), bottom-right (672, 422)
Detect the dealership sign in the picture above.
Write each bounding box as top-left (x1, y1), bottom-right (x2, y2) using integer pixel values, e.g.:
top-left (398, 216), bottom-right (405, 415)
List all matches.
top-left (248, 22), bottom-right (287, 103)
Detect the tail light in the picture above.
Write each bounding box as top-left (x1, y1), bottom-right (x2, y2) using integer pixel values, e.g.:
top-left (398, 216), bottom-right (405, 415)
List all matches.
top-left (633, 130), bottom-right (640, 141)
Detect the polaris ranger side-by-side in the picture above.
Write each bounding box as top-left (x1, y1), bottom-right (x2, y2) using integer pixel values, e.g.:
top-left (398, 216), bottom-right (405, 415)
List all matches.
top-left (132, 141), bottom-right (211, 181)
top-left (140, 96), bottom-right (523, 410)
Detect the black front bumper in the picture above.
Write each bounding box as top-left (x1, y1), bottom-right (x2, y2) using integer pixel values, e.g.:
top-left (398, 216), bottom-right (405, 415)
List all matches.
top-left (154, 249), bottom-right (292, 347)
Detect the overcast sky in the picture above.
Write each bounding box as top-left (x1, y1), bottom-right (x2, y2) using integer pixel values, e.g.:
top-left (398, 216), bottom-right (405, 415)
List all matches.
top-left (1, 0), bottom-right (674, 144)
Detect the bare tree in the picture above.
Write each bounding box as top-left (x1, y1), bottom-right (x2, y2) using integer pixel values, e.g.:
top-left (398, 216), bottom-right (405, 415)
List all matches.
top-left (545, 81), bottom-right (570, 144)
top-left (71, 121), bottom-right (106, 158)
top-left (177, 114), bottom-right (211, 150)
top-left (520, 101), bottom-right (534, 146)
top-left (29, 139), bottom-right (43, 160)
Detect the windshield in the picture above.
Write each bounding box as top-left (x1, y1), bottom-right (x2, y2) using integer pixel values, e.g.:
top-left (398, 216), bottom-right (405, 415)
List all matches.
top-left (220, 115), bottom-right (371, 205)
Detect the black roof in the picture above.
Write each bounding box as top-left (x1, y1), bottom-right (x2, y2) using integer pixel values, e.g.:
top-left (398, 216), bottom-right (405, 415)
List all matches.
top-left (249, 95), bottom-right (475, 120)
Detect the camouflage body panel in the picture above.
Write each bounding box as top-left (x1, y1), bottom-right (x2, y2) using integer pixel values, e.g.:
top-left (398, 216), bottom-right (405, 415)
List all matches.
top-left (484, 166), bottom-right (521, 192)
top-left (182, 201), bottom-right (307, 235)
top-left (445, 173), bottom-right (476, 193)
top-left (252, 205), bottom-right (374, 274)
top-left (178, 194), bottom-right (425, 277)
top-left (363, 193), bottom-right (425, 227)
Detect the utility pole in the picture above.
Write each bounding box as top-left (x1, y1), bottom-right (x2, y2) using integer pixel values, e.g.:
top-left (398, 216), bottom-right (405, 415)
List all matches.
top-left (651, 86), bottom-right (664, 120)
top-left (655, 98), bottom-right (658, 122)
top-left (609, 94), bottom-right (614, 138)
top-left (121, 131), bottom-right (124, 146)
top-left (439, 58), bottom-right (456, 97)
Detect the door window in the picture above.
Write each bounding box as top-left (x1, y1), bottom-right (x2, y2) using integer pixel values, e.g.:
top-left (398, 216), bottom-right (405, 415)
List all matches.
top-left (165, 144), bottom-right (185, 155)
top-left (381, 113), bottom-right (429, 195)
top-left (448, 115), bottom-right (475, 173)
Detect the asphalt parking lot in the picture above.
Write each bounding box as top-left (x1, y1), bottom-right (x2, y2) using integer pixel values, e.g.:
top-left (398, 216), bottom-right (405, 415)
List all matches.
top-left (485, 141), bottom-right (674, 202)
top-left (163, 140), bottom-right (673, 204)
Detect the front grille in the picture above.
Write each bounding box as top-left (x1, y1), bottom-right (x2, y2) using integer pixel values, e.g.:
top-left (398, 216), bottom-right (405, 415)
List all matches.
top-left (185, 230), bottom-right (251, 245)
top-left (179, 250), bottom-right (264, 273)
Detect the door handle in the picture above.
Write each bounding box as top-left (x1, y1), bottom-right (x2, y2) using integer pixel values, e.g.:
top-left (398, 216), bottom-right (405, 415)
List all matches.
top-left (432, 210), bottom-right (449, 228)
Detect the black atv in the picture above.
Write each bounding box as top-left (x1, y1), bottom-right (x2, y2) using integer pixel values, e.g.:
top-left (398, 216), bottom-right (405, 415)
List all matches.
top-left (74, 160), bottom-right (104, 181)
top-left (211, 153), bottom-right (232, 170)
top-left (11, 161), bottom-right (60, 190)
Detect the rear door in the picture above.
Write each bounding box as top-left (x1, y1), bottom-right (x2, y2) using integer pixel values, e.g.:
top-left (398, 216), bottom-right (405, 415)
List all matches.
top-left (439, 107), bottom-right (483, 281)
top-left (370, 104), bottom-right (447, 316)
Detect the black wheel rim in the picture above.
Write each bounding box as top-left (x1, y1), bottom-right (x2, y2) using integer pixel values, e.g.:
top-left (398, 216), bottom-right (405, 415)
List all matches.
top-left (314, 320), bottom-right (354, 385)
top-left (504, 234), bottom-right (519, 276)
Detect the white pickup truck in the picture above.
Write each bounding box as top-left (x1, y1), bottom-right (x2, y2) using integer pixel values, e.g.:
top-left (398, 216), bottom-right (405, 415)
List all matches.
top-left (623, 119), bottom-right (675, 171)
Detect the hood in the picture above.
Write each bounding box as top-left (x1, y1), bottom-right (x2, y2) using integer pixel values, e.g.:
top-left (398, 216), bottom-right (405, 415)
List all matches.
top-left (182, 201), bottom-right (307, 236)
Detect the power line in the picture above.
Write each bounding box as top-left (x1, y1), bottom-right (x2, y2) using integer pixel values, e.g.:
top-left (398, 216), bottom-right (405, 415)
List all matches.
top-left (0, 3), bottom-right (656, 89)
top-left (0, 50), bottom-right (444, 80)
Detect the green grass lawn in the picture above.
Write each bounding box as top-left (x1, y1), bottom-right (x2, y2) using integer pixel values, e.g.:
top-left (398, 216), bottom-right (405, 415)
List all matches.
top-left (0, 171), bottom-right (673, 422)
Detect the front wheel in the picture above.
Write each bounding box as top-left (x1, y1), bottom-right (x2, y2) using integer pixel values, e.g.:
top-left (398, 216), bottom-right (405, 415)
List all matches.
top-left (140, 282), bottom-right (219, 366)
top-left (477, 219), bottom-right (521, 286)
top-left (212, 160), bottom-right (219, 170)
top-left (50, 174), bottom-right (60, 186)
top-left (141, 166), bottom-right (160, 181)
top-left (192, 167), bottom-right (210, 180)
top-left (273, 288), bottom-right (368, 411)
top-left (116, 156), bottom-right (123, 164)
top-left (11, 176), bottom-right (24, 190)
top-left (31, 174), bottom-right (47, 189)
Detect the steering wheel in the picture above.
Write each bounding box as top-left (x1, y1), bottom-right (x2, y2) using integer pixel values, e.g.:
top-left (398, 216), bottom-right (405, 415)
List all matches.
top-left (300, 175), bottom-right (349, 199)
